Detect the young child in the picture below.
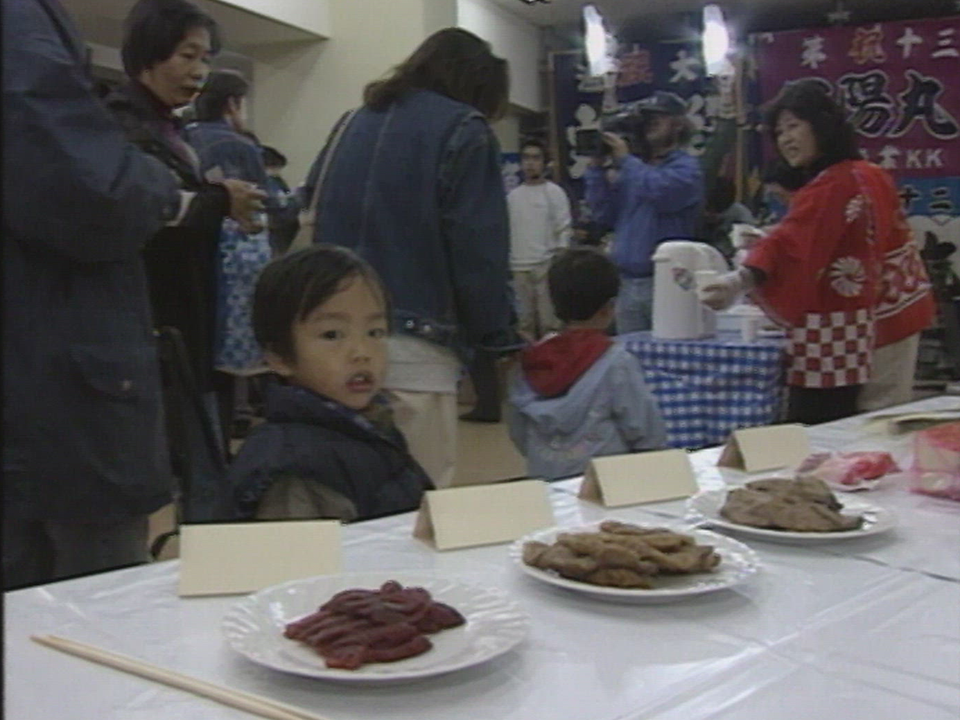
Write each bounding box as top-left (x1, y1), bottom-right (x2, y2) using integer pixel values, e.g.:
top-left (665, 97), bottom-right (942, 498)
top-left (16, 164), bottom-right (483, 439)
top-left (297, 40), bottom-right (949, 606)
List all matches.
top-left (228, 244), bottom-right (433, 521)
top-left (507, 247), bottom-right (667, 480)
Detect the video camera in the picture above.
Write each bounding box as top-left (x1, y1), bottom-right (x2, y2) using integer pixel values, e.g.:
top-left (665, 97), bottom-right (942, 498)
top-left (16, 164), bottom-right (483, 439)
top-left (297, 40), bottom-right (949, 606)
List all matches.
top-left (574, 101), bottom-right (651, 160)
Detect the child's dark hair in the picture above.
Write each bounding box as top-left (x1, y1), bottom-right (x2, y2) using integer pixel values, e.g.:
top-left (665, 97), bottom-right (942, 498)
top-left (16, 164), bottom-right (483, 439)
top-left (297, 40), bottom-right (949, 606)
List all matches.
top-left (548, 247), bottom-right (620, 322)
top-left (121, 0), bottom-right (221, 78)
top-left (253, 244), bottom-right (390, 361)
top-left (193, 69), bottom-right (248, 121)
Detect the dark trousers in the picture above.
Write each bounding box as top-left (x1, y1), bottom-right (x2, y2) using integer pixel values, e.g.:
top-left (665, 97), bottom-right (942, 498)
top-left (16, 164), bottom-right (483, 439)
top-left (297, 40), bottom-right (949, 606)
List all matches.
top-left (3, 514), bottom-right (149, 590)
top-left (785, 385), bottom-right (862, 425)
top-left (465, 349), bottom-right (501, 419)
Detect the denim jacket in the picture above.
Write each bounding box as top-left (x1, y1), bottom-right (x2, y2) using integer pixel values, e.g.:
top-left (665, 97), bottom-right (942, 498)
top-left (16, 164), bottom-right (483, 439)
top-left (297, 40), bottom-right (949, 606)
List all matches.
top-left (304, 89), bottom-right (511, 351)
top-left (585, 151), bottom-right (703, 278)
top-left (184, 119), bottom-right (268, 187)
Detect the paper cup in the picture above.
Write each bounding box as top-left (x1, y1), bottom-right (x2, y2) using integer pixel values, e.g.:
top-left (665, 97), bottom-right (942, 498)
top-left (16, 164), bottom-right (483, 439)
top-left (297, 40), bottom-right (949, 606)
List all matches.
top-left (695, 270), bottom-right (719, 301)
top-left (731, 223), bottom-right (762, 249)
top-left (741, 315), bottom-right (761, 342)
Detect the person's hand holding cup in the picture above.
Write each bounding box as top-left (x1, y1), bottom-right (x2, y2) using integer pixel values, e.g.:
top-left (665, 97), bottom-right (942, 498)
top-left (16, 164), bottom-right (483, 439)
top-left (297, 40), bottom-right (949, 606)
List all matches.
top-left (695, 270), bottom-right (720, 303)
top-left (730, 223), bottom-right (765, 251)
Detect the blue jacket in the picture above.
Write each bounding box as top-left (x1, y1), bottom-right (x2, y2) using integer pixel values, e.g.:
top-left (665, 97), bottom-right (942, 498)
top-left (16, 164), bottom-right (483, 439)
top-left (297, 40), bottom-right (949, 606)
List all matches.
top-left (184, 120), bottom-right (268, 187)
top-left (305, 90), bottom-right (511, 351)
top-left (508, 341), bottom-right (667, 481)
top-left (2, 0), bottom-right (179, 521)
top-left (230, 384), bottom-right (433, 521)
top-left (585, 151), bottom-right (704, 278)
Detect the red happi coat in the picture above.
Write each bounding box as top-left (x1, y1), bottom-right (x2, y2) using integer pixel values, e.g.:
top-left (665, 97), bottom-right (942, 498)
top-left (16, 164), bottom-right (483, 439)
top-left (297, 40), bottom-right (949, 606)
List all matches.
top-left (869, 167), bottom-right (935, 348)
top-left (747, 160), bottom-right (892, 389)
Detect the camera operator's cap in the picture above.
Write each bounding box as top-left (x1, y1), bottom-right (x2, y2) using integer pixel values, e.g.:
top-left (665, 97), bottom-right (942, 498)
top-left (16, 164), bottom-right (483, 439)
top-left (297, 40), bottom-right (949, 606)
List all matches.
top-left (635, 90), bottom-right (688, 116)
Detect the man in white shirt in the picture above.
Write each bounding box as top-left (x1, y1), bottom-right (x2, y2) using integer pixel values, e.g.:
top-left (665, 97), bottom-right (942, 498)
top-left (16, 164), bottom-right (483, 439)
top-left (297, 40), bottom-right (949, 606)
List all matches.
top-left (508, 138), bottom-right (572, 340)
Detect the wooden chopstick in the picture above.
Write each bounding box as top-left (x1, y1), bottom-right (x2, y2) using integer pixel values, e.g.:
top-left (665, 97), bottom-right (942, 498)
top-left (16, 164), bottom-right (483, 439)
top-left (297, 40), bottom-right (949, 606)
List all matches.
top-left (31, 635), bottom-right (331, 720)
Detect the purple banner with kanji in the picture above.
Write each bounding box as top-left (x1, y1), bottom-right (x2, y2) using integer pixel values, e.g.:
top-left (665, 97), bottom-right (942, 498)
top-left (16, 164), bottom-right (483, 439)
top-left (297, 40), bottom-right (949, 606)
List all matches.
top-left (754, 16), bottom-right (960, 180)
top-left (753, 16), bottom-right (960, 300)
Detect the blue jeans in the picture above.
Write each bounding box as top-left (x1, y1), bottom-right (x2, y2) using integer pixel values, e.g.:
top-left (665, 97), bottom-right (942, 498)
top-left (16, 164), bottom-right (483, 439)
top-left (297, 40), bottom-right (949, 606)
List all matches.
top-left (616, 276), bottom-right (654, 333)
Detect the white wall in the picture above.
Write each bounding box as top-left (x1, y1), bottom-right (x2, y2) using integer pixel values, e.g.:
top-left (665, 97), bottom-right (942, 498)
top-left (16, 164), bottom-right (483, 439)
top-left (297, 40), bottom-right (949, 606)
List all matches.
top-left (249, 0), bottom-right (457, 185)
top-left (87, 42), bottom-right (122, 72)
top-left (456, 0), bottom-right (542, 112)
top-left (213, 0), bottom-right (331, 37)
top-left (490, 113), bottom-right (520, 153)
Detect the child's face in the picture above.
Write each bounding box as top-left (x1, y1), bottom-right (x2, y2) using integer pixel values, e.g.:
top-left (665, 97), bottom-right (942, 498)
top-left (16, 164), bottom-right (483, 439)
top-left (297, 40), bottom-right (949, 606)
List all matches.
top-left (269, 277), bottom-right (389, 410)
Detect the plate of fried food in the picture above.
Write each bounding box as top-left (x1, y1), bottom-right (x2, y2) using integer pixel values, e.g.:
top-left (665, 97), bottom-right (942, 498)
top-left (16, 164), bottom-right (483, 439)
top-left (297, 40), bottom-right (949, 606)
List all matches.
top-left (686, 477), bottom-right (897, 544)
top-left (509, 519), bottom-right (760, 603)
top-left (222, 571), bottom-right (529, 683)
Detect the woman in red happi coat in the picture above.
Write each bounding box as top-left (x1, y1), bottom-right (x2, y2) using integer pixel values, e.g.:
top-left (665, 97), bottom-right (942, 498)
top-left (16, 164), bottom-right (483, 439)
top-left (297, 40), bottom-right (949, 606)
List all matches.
top-left (701, 80), bottom-right (933, 424)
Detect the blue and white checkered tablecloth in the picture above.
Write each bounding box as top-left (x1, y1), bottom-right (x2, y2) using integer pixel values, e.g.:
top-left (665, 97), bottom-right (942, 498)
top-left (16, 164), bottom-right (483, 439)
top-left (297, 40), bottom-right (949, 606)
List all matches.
top-left (620, 330), bottom-right (786, 450)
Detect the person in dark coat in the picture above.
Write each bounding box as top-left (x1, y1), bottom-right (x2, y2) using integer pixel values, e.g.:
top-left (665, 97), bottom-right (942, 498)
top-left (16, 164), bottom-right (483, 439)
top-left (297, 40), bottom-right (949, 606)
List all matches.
top-left (185, 70), bottom-right (272, 375)
top-left (102, 0), bottom-right (265, 405)
top-left (230, 245), bottom-right (433, 521)
top-left (2, 0), bottom-right (182, 588)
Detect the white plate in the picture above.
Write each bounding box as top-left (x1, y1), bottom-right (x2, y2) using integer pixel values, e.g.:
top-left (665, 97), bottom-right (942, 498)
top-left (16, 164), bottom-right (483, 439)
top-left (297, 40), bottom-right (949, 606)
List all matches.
top-left (509, 522), bottom-right (760, 603)
top-left (686, 489), bottom-right (897, 544)
top-left (222, 571), bottom-right (529, 683)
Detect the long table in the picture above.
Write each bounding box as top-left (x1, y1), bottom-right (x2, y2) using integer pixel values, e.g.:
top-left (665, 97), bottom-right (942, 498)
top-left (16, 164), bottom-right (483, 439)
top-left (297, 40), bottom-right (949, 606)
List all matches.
top-left (5, 397), bottom-right (960, 720)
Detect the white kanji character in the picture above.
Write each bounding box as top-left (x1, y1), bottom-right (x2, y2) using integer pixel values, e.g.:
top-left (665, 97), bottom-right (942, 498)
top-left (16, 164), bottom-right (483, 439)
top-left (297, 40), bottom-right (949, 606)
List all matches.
top-left (801, 35), bottom-right (828, 69)
top-left (896, 27), bottom-right (923, 58)
top-left (669, 49), bottom-right (701, 83)
top-left (933, 28), bottom-right (959, 59)
top-left (878, 145), bottom-right (900, 169)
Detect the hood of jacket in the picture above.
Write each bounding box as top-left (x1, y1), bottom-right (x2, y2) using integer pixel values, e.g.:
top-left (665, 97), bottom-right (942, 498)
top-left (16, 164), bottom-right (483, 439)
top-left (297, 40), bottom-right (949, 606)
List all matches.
top-left (512, 333), bottom-right (621, 436)
top-left (521, 329), bottom-right (613, 398)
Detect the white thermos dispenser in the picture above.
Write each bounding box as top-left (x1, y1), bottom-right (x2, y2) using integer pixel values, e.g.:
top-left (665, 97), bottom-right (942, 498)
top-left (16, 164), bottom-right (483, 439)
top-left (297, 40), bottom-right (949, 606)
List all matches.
top-left (651, 240), bottom-right (729, 339)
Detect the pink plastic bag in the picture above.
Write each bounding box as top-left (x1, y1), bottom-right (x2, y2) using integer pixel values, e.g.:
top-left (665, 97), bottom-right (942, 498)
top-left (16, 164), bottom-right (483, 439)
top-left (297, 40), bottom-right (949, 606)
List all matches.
top-left (910, 422), bottom-right (960, 501)
top-left (798, 451), bottom-right (900, 491)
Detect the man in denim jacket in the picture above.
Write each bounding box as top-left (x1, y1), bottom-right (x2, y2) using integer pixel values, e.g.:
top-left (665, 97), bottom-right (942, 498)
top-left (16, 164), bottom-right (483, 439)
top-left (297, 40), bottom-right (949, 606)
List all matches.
top-left (585, 91), bottom-right (704, 334)
top-left (304, 29), bottom-right (513, 487)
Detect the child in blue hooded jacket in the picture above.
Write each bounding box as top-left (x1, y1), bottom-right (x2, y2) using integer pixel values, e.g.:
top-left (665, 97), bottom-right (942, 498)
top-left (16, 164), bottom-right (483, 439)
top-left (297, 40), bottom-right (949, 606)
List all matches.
top-left (507, 247), bottom-right (666, 480)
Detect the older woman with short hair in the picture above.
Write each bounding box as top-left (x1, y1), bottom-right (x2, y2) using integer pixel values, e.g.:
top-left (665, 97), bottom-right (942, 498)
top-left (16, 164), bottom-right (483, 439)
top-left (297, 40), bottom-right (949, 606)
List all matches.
top-left (701, 80), bottom-right (934, 423)
top-left (105, 0), bottom-right (265, 400)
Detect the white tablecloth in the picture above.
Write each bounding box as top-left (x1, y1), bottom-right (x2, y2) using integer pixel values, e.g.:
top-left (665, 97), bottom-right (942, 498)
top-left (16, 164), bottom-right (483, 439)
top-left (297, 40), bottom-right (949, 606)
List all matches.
top-left (5, 398), bottom-right (960, 720)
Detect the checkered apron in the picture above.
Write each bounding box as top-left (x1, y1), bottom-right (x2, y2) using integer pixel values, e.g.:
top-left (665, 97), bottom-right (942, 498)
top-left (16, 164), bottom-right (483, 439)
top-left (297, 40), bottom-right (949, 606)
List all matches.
top-left (786, 308), bottom-right (874, 388)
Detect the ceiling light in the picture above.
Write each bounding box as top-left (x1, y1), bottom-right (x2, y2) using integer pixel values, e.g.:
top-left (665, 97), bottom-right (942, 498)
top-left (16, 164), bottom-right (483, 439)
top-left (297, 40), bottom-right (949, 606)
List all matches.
top-left (583, 4), bottom-right (613, 76)
top-left (702, 4), bottom-right (733, 76)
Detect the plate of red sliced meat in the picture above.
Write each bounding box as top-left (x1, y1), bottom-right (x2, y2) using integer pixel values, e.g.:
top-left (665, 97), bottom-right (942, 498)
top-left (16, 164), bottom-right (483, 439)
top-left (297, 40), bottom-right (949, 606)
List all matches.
top-left (222, 572), bottom-right (529, 682)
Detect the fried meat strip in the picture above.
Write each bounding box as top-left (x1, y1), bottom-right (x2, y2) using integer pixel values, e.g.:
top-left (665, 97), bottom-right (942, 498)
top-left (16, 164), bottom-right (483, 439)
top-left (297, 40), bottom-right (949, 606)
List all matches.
top-left (584, 568), bottom-right (654, 589)
top-left (522, 523), bottom-right (722, 589)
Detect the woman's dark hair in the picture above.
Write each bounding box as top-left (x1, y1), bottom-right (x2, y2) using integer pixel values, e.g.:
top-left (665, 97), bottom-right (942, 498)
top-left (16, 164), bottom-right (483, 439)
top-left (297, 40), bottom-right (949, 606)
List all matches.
top-left (762, 159), bottom-right (807, 192)
top-left (261, 146), bottom-right (287, 169)
top-left (364, 28), bottom-right (509, 120)
top-left (707, 176), bottom-right (736, 213)
top-left (122, 0), bottom-right (221, 78)
top-left (764, 79), bottom-right (860, 179)
top-left (193, 69), bottom-right (248, 121)
top-left (253, 244), bottom-right (391, 362)
top-left (548, 247), bottom-right (620, 323)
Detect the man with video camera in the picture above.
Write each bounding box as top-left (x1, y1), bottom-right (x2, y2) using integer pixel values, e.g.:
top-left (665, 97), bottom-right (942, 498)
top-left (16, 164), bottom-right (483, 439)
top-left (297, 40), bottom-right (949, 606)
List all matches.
top-left (584, 91), bottom-right (704, 333)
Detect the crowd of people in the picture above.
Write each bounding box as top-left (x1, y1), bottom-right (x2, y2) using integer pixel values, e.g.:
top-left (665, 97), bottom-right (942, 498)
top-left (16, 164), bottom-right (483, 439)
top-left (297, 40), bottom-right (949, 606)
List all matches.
top-left (2, 0), bottom-right (936, 589)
